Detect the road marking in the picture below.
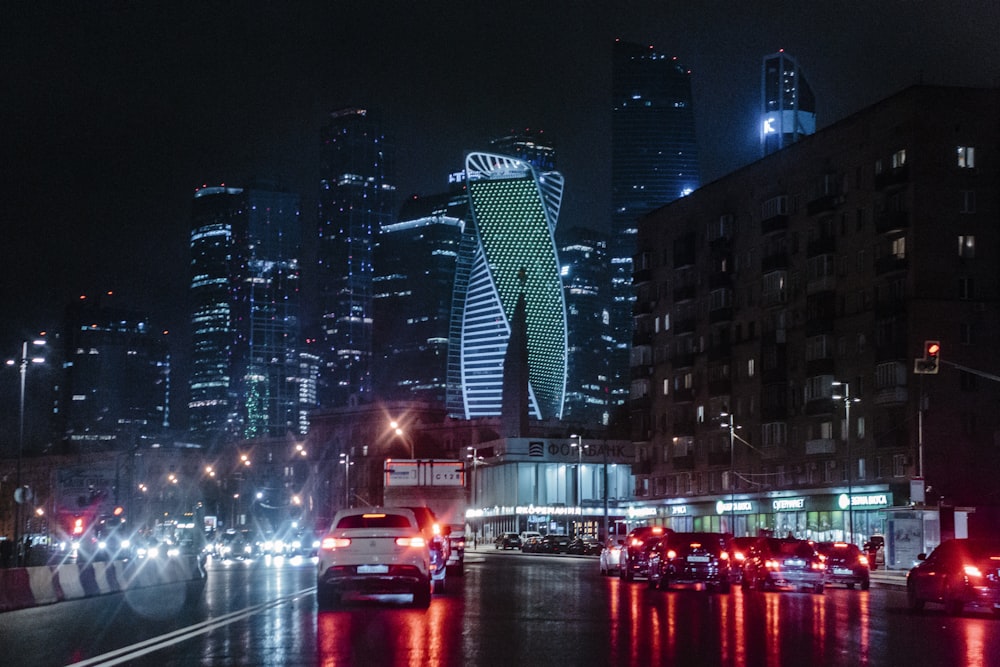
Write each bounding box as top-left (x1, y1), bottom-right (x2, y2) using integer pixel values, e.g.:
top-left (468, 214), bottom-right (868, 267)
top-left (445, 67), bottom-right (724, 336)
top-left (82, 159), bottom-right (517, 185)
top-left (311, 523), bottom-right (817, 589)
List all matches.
top-left (65, 587), bottom-right (316, 666)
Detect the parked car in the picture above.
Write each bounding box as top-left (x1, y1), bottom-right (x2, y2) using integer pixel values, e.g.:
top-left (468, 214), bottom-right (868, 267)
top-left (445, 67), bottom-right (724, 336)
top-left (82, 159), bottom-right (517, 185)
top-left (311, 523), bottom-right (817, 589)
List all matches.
top-left (600, 538), bottom-right (624, 576)
top-left (535, 534), bottom-right (571, 554)
top-left (521, 534), bottom-right (546, 553)
top-left (740, 537), bottom-right (826, 593)
top-left (817, 541), bottom-right (870, 590)
top-left (495, 532), bottom-right (522, 550)
top-left (620, 525), bottom-right (670, 582)
top-left (647, 532), bottom-right (734, 593)
top-left (566, 537), bottom-right (603, 556)
top-left (519, 531), bottom-right (543, 548)
top-left (907, 538), bottom-right (1000, 616)
top-left (316, 507), bottom-right (433, 608)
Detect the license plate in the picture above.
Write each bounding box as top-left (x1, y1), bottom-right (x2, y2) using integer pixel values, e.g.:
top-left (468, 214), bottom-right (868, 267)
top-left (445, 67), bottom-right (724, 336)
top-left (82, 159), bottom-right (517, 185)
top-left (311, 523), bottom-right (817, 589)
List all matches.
top-left (833, 567), bottom-right (853, 575)
top-left (357, 564), bottom-right (389, 574)
top-left (687, 555), bottom-right (710, 563)
top-left (784, 559), bottom-right (804, 567)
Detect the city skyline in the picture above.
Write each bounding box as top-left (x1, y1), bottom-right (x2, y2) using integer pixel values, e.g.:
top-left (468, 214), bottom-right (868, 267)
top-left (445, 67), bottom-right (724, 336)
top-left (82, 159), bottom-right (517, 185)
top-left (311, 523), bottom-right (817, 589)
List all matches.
top-left (2, 3), bottom-right (998, 445)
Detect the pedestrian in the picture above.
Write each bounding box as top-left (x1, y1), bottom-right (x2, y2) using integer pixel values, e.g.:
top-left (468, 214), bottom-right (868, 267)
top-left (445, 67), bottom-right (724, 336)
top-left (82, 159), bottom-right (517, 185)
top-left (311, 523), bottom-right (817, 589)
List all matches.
top-left (22, 536), bottom-right (32, 567)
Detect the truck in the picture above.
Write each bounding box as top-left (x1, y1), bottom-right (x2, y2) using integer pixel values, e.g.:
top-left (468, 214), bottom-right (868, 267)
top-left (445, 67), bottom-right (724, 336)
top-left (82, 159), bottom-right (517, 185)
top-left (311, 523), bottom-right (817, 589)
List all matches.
top-left (383, 459), bottom-right (468, 576)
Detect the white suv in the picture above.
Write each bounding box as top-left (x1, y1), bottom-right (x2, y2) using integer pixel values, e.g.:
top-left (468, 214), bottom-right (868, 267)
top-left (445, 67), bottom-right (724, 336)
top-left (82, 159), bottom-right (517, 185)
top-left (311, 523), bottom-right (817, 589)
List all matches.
top-left (317, 507), bottom-right (433, 608)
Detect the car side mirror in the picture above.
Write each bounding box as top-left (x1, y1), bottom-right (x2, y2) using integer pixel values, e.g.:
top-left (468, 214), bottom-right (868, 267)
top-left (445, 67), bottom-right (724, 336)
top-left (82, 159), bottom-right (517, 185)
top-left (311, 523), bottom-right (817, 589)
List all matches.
top-left (916, 553), bottom-right (926, 561)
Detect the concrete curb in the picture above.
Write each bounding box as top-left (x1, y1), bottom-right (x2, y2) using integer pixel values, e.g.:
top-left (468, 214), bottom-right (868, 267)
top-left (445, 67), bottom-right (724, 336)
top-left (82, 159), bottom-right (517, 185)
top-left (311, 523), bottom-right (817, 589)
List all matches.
top-left (0, 556), bottom-right (204, 613)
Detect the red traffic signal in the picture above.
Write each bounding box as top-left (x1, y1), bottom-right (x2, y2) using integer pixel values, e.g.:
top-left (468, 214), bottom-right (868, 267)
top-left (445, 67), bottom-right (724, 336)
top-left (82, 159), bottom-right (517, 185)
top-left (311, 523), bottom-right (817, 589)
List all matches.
top-left (915, 340), bottom-right (940, 374)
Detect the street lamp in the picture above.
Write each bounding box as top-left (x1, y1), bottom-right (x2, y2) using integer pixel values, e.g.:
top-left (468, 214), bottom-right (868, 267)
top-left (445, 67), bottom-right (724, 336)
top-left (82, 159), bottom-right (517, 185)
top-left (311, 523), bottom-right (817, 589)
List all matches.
top-left (720, 413), bottom-right (737, 535)
top-left (7, 338), bottom-right (46, 564)
top-left (390, 420), bottom-right (414, 458)
top-left (570, 434), bottom-right (583, 508)
top-left (466, 446), bottom-right (486, 507)
top-left (340, 452), bottom-right (353, 508)
top-left (832, 381), bottom-right (861, 545)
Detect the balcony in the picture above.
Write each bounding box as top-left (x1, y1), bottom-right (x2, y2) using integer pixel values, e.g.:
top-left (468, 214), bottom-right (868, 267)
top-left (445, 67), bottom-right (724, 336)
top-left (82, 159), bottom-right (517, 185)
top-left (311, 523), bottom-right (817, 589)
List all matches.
top-left (805, 438), bottom-right (837, 455)
top-left (673, 284), bottom-right (697, 302)
top-left (707, 343), bottom-right (731, 362)
top-left (805, 357), bottom-right (836, 376)
top-left (708, 271), bottom-right (732, 289)
top-left (709, 306), bottom-right (733, 324)
top-left (673, 387), bottom-right (695, 403)
top-left (674, 318), bottom-right (696, 335)
top-left (632, 267), bottom-right (652, 285)
top-left (875, 164), bottom-right (909, 190)
top-left (632, 330), bottom-right (653, 346)
top-left (760, 403), bottom-right (789, 420)
top-left (873, 386), bottom-right (908, 406)
top-left (807, 236), bottom-right (836, 257)
top-left (673, 421), bottom-right (697, 437)
top-left (804, 397), bottom-right (836, 416)
top-left (805, 318), bottom-right (834, 336)
top-left (708, 451), bottom-right (730, 466)
top-left (875, 210), bottom-right (909, 234)
top-left (673, 351), bottom-right (697, 368)
top-left (806, 275), bottom-right (837, 295)
top-left (807, 194), bottom-right (843, 216)
top-left (761, 214), bottom-right (789, 235)
top-left (761, 252), bottom-right (789, 272)
top-left (875, 255), bottom-right (909, 276)
top-left (671, 454), bottom-right (695, 471)
top-left (708, 379), bottom-right (731, 396)
top-left (632, 300), bottom-right (655, 316)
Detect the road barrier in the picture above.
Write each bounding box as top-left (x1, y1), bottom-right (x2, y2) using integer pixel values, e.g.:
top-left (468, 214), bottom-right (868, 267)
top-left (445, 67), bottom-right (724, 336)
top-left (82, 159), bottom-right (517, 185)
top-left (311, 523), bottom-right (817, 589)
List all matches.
top-left (0, 555), bottom-right (204, 612)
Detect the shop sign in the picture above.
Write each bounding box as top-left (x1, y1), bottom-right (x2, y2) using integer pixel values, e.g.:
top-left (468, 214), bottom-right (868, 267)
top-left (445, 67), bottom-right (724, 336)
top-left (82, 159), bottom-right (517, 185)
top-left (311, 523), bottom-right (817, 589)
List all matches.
top-left (772, 497), bottom-right (805, 511)
top-left (838, 493), bottom-right (891, 510)
top-left (670, 505), bottom-right (688, 515)
top-left (716, 500), bottom-right (754, 515)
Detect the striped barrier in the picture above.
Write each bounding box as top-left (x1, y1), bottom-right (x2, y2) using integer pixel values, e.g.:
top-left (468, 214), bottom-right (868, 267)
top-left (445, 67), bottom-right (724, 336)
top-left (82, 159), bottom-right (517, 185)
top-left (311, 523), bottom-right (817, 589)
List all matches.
top-left (0, 555), bottom-right (204, 612)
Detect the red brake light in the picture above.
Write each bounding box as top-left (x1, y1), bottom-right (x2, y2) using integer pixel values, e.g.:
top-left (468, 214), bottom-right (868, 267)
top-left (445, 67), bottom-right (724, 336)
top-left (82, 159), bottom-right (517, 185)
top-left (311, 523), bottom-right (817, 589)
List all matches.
top-left (720, 551), bottom-right (729, 561)
top-left (667, 549), bottom-right (677, 559)
top-left (321, 537), bottom-right (351, 550)
top-left (964, 565), bottom-right (984, 578)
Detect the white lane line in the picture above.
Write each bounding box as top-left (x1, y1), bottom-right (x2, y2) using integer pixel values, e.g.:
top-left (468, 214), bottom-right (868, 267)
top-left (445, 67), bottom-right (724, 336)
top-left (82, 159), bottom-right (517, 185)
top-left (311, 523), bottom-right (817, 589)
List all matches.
top-left (66, 587), bottom-right (316, 666)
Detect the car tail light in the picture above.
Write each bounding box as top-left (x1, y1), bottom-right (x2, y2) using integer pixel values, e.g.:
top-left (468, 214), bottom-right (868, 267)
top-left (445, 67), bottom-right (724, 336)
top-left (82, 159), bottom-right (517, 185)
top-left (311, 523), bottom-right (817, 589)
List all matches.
top-left (720, 551), bottom-right (729, 561)
top-left (667, 549), bottom-right (677, 559)
top-left (811, 561), bottom-right (826, 571)
top-left (321, 537), bottom-right (351, 550)
top-left (858, 554), bottom-right (869, 566)
top-left (963, 564), bottom-right (984, 578)
top-left (765, 559), bottom-right (780, 570)
top-left (734, 551), bottom-right (746, 563)
top-left (396, 536), bottom-right (427, 548)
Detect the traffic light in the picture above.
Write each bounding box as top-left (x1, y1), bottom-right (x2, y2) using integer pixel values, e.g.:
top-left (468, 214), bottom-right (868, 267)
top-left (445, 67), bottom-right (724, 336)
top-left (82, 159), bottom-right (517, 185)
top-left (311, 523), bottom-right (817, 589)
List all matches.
top-left (915, 340), bottom-right (940, 374)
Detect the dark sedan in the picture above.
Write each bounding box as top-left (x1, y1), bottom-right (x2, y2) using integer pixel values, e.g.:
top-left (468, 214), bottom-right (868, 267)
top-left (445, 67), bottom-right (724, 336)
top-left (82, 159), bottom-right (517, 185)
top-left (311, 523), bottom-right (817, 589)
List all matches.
top-left (535, 534), bottom-right (571, 554)
top-left (741, 537), bottom-right (826, 593)
top-left (647, 531), bottom-right (734, 593)
top-left (907, 538), bottom-right (1000, 616)
top-left (566, 537), bottom-right (602, 555)
top-left (817, 541), bottom-right (870, 590)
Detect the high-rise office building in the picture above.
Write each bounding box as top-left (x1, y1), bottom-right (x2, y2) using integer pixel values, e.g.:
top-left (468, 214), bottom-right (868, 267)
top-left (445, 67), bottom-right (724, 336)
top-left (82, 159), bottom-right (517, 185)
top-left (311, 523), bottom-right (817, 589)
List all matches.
top-left (761, 50), bottom-right (816, 156)
top-left (612, 39), bottom-right (700, 422)
top-left (489, 129), bottom-right (556, 172)
top-left (558, 227), bottom-right (613, 426)
top-left (316, 108), bottom-right (396, 408)
top-left (188, 183), bottom-right (303, 448)
top-left (452, 152), bottom-right (567, 421)
top-left (373, 187), bottom-right (467, 404)
top-left (61, 294), bottom-right (170, 450)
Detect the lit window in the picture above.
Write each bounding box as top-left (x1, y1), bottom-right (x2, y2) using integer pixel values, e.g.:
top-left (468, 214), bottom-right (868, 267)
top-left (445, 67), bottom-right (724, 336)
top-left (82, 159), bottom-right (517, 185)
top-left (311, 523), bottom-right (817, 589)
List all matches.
top-left (958, 235), bottom-right (975, 258)
top-left (957, 146), bottom-right (976, 168)
top-left (891, 149), bottom-right (906, 169)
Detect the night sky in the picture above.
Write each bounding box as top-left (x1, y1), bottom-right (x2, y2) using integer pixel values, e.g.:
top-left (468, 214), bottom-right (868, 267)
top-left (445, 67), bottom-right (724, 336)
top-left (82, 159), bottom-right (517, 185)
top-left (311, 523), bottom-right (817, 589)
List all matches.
top-left (2, 1), bottom-right (998, 383)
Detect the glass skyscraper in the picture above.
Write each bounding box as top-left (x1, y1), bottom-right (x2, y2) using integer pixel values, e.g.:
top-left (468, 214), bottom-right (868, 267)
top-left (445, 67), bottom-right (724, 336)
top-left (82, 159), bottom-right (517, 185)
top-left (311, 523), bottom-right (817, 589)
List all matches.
top-left (316, 108), bottom-right (396, 408)
top-left (453, 152), bottom-right (567, 420)
top-left (612, 39), bottom-right (700, 418)
top-left (188, 183), bottom-right (303, 447)
top-left (761, 50), bottom-right (816, 155)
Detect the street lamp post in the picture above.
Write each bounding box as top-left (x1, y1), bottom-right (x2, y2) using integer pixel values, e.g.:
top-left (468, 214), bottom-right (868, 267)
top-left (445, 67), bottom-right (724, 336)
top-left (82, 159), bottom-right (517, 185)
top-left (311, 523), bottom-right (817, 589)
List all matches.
top-left (340, 452), bottom-right (353, 508)
top-left (390, 421), bottom-right (414, 458)
top-left (570, 434), bottom-right (583, 507)
top-left (9, 338), bottom-right (46, 564)
top-left (832, 381), bottom-right (861, 545)
top-left (721, 413), bottom-right (736, 535)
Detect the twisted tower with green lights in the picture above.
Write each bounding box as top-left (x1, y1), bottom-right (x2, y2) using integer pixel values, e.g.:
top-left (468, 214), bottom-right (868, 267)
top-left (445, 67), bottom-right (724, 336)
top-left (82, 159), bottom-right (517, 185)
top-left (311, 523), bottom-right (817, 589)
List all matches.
top-left (455, 152), bottom-right (567, 421)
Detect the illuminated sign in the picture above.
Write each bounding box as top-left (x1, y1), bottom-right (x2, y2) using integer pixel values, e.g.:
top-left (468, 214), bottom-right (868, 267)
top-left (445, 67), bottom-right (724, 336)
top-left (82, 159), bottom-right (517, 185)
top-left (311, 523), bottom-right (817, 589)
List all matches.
top-left (716, 500), bottom-right (754, 515)
top-left (772, 498), bottom-right (805, 511)
top-left (670, 506), bottom-right (688, 515)
top-left (626, 507), bottom-right (658, 519)
top-left (838, 493), bottom-right (890, 510)
top-left (763, 117), bottom-right (777, 134)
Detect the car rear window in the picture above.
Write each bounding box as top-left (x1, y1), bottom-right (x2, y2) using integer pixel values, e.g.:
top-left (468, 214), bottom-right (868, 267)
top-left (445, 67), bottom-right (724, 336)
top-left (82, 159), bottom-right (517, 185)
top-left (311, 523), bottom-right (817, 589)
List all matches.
top-left (777, 541), bottom-right (816, 558)
top-left (336, 513), bottom-right (412, 529)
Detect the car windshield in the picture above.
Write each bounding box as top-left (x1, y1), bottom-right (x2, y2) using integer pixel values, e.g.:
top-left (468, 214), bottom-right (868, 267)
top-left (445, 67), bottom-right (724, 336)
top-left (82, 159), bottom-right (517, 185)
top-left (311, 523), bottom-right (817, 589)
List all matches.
top-left (336, 513), bottom-right (412, 529)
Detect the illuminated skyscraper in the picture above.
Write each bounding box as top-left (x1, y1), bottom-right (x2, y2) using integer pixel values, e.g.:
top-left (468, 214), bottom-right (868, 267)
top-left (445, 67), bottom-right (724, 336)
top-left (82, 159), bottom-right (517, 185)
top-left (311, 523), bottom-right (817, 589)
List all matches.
top-left (453, 152), bottom-right (567, 420)
top-left (761, 50), bottom-right (816, 155)
top-left (612, 39), bottom-right (700, 419)
top-left (61, 294), bottom-right (170, 450)
top-left (188, 183), bottom-right (303, 447)
top-left (316, 108), bottom-right (396, 407)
